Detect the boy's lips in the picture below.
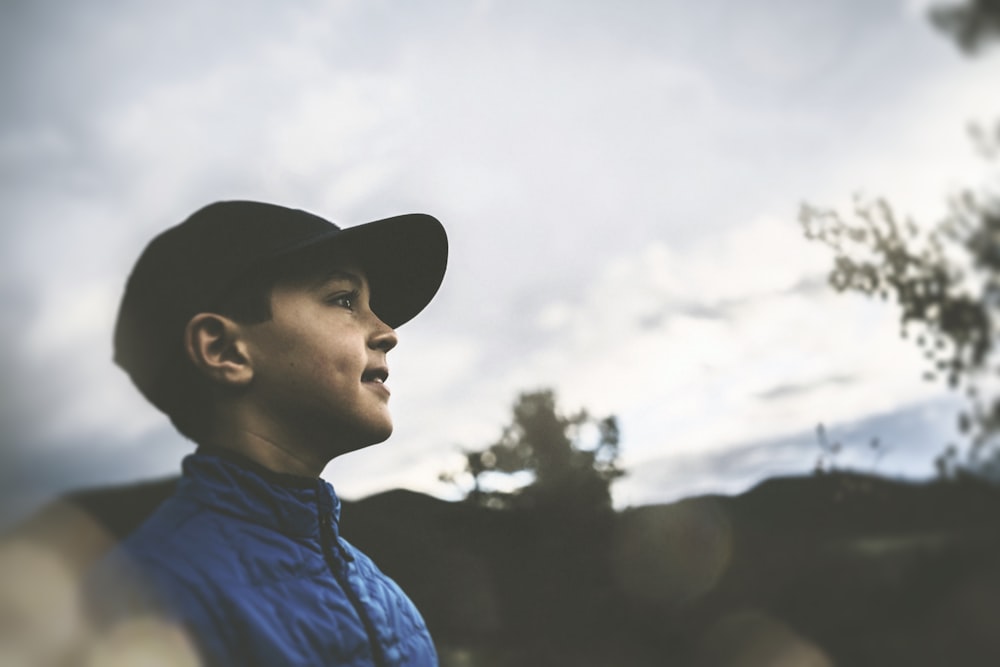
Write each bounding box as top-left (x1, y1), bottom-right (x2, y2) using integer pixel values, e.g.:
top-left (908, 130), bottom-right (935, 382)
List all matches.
top-left (361, 367), bottom-right (390, 396)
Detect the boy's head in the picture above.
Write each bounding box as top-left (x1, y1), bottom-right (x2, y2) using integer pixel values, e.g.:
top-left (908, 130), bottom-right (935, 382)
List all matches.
top-left (114, 201), bottom-right (447, 450)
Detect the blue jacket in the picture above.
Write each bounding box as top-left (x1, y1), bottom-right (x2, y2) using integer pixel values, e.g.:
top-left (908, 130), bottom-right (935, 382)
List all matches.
top-left (89, 450), bottom-right (437, 667)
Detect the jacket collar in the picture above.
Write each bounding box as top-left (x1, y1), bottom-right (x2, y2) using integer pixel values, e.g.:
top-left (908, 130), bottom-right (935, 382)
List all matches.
top-left (178, 447), bottom-right (341, 538)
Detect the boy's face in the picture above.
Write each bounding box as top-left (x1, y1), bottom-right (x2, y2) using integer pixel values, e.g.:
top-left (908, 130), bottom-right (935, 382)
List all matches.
top-left (239, 258), bottom-right (399, 457)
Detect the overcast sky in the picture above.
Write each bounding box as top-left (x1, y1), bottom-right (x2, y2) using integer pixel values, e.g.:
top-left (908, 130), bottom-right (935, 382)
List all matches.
top-left (2, 0), bottom-right (999, 523)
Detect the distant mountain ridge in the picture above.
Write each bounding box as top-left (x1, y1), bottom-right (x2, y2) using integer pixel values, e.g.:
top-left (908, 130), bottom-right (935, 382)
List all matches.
top-left (7, 472), bottom-right (1000, 665)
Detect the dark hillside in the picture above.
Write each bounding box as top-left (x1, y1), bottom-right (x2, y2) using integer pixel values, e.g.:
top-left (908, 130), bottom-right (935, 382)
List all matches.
top-left (343, 475), bottom-right (1000, 666)
top-left (7, 472), bottom-right (1000, 665)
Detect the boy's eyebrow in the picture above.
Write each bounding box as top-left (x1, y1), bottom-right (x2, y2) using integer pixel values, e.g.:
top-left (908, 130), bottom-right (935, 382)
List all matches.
top-left (311, 268), bottom-right (363, 289)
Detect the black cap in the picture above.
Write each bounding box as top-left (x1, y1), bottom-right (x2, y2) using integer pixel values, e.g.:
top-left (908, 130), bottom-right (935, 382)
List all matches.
top-left (114, 200), bottom-right (447, 412)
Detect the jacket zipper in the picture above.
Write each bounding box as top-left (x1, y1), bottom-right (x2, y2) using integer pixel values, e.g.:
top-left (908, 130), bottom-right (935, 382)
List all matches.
top-left (319, 508), bottom-right (389, 667)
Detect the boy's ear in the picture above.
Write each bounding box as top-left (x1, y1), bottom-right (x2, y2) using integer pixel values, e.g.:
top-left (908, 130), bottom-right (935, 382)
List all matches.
top-left (183, 313), bottom-right (254, 387)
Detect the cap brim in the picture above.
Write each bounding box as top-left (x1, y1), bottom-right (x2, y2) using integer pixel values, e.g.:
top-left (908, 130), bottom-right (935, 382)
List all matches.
top-left (275, 213), bottom-right (448, 328)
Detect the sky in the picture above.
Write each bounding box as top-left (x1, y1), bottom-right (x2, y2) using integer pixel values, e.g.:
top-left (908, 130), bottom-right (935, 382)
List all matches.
top-left (2, 0), bottom-right (999, 525)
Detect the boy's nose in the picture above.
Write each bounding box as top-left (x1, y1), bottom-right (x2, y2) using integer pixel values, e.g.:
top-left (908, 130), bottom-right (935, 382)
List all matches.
top-left (370, 320), bottom-right (398, 352)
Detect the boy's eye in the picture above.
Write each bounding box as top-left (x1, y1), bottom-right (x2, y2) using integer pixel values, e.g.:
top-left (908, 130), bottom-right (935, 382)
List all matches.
top-left (328, 291), bottom-right (358, 310)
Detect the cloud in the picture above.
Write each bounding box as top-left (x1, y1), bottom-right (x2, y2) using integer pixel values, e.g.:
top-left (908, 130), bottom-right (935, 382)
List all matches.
top-left (0, 423), bottom-right (190, 531)
top-left (0, 0), bottom-right (995, 517)
top-left (614, 394), bottom-right (962, 508)
top-left (522, 216), bottom-right (945, 454)
top-left (756, 374), bottom-right (857, 401)
top-left (330, 210), bottom-right (952, 502)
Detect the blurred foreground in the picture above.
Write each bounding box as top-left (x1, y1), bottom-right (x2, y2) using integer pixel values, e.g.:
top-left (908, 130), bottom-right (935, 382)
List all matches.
top-left (4, 472), bottom-right (1000, 666)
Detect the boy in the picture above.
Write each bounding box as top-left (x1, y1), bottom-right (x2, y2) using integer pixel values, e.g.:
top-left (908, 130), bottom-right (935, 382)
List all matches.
top-left (88, 200), bottom-right (447, 666)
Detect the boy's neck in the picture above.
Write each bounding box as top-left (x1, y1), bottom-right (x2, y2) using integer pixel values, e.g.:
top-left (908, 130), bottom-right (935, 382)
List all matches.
top-left (195, 445), bottom-right (322, 487)
top-left (202, 419), bottom-right (330, 478)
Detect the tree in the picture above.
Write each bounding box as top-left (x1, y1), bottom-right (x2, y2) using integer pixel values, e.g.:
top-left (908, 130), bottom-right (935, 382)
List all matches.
top-left (451, 389), bottom-right (624, 511)
top-left (799, 1), bottom-right (1000, 473)
top-left (929, 0), bottom-right (1000, 55)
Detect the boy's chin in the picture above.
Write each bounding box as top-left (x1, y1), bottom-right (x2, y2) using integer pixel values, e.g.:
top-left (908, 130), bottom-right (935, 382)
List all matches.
top-left (326, 422), bottom-right (394, 457)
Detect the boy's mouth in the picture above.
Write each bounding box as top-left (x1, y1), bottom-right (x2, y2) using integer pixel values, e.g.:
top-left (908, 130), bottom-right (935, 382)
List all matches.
top-left (361, 368), bottom-right (389, 384)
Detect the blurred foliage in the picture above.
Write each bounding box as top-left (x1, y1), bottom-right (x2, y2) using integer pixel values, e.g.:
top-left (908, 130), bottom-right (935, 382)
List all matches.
top-left (799, 1), bottom-right (1000, 476)
top-left (813, 422), bottom-right (888, 476)
top-left (800, 135), bottom-right (1000, 471)
top-left (444, 389), bottom-right (624, 512)
top-left (802, 107), bottom-right (1000, 474)
top-left (929, 0), bottom-right (1000, 54)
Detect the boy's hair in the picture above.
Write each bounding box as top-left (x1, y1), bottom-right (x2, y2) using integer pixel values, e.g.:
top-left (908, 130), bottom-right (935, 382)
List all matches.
top-left (114, 201), bottom-right (448, 442)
